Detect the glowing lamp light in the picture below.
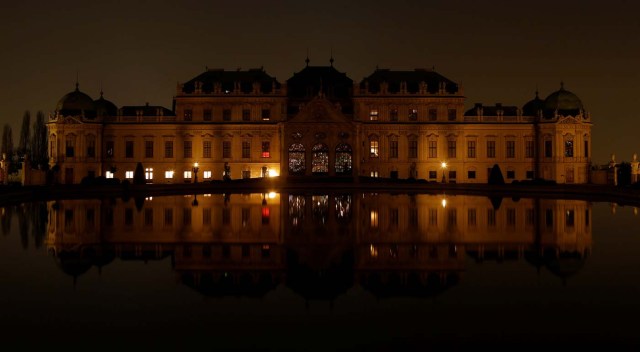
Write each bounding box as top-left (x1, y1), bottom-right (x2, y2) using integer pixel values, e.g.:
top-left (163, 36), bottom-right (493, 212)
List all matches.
top-left (268, 192), bottom-right (277, 199)
top-left (441, 161), bottom-right (447, 169)
top-left (441, 198), bottom-right (447, 208)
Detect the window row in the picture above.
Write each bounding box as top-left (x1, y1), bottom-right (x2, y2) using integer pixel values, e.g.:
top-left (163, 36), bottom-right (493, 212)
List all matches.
top-left (181, 107), bottom-right (273, 122)
top-left (368, 138), bottom-right (538, 160)
top-left (367, 107), bottom-right (457, 122)
top-left (105, 140), bottom-right (271, 159)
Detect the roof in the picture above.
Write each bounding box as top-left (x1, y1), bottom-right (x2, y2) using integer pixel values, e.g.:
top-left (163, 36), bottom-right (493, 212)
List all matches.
top-left (464, 103), bottom-right (519, 116)
top-left (286, 65), bottom-right (354, 100)
top-left (120, 104), bottom-right (175, 117)
top-left (360, 68), bottom-right (459, 94)
top-left (181, 68), bottom-right (281, 94)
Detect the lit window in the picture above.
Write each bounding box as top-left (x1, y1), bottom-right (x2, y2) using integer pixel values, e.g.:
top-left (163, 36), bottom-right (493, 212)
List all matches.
top-left (144, 168), bottom-right (153, 180)
top-left (203, 170), bottom-right (212, 179)
top-left (370, 210), bottom-right (379, 228)
top-left (125, 171), bottom-right (134, 179)
top-left (105, 171), bottom-right (114, 179)
top-left (262, 141), bottom-right (270, 158)
top-left (184, 171), bottom-right (192, 179)
top-left (370, 139), bottom-right (379, 158)
top-left (565, 140), bottom-right (574, 157)
top-left (165, 170), bottom-right (174, 179)
top-left (370, 171), bottom-right (379, 177)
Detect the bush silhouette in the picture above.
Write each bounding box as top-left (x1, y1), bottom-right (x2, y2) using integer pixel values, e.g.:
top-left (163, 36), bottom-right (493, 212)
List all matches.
top-left (488, 164), bottom-right (505, 185)
top-left (133, 162), bottom-right (145, 185)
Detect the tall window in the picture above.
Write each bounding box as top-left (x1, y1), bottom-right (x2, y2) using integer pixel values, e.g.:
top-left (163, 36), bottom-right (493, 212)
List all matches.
top-left (467, 141), bottom-right (476, 158)
top-left (203, 109), bottom-right (212, 121)
top-left (242, 141), bottom-right (251, 159)
top-left (369, 108), bottom-right (378, 121)
top-left (65, 136), bottom-right (75, 157)
top-left (86, 136), bottom-right (95, 158)
top-left (222, 141), bottom-right (231, 158)
top-left (545, 140), bottom-right (552, 158)
top-left (105, 140), bottom-right (114, 158)
top-left (312, 143), bottom-right (329, 174)
top-left (506, 141), bottom-right (515, 158)
top-left (447, 140), bottom-right (456, 158)
top-left (525, 140), bottom-right (534, 158)
top-left (261, 141), bottom-right (270, 158)
top-left (164, 141), bottom-right (173, 158)
top-left (184, 109), bottom-right (192, 121)
top-left (145, 167), bottom-right (153, 181)
top-left (183, 141), bottom-right (192, 158)
top-left (564, 140), bottom-right (574, 157)
top-left (428, 141), bottom-right (437, 158)
top-left (389, 139), bottom-right (398, 158)
top-left (288, 143), bottom-right (305, 175)
top-left (242, 109), bottom-right (251, 121)
top-left (335, 143), bottom-right (352, 174)
top-left (203, 141), bottom-right (211, 158)
top-left (145, 141), bottom-right (154, 158)
top-left (125, 141), bottom-right (134, 158)
top-left (487, 140), bottom-right (496, 158)
top-left (408, 139), bottom-right (418, 159)
top-left (370, 138), bottom-right (379, 158)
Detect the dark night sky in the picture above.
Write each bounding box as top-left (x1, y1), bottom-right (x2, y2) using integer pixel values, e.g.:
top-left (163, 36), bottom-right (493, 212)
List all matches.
top-left (1, 0), bottom-right (638, 164)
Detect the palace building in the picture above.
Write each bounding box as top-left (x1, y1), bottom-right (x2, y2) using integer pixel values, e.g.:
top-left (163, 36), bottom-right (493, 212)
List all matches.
top-left (46, 59), bottom-right (592, 184)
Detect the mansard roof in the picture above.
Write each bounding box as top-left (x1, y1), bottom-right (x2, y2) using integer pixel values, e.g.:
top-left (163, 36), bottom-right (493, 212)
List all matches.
top-left (181, 68), bottom-right (281, 94)
top-left (464, 103), bottom-right (519, 116)
top-left (286, 65), bottom-right (353, 100)
top-left (360, 68), bottom-right (459, 94)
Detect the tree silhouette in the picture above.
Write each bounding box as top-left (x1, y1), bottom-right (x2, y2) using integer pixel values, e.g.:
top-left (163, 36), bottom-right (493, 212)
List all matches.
top-left (133, 162), bottom-right (145, 184)
top-left (488, 164), bottom-right (505, 185)
top-left (1, 124), bottom-right (14, 159)
top-left (30, 111), bottom-right (48, 169)
top-left (17, 110), bottom-right (30, 158)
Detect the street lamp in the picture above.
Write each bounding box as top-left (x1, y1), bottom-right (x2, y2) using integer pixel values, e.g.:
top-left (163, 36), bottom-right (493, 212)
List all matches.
top-left (193, 162), bottom-right (199, 183)
top-left (441, 161), bottom-right (447, 183)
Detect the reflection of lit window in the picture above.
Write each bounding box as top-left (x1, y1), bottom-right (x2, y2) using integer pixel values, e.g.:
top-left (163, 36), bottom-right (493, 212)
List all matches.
top-left (289, 195), bottom-right (305, 226)
top-left (566, 210), bottom-right (575, 227)
top-left (335, 143), bottom-right (352, 174)
top-left (370, 210), bottom-right (379, 228)
top-left (370, 171), bottom-right (379, 178)
top-left (334, 195), bottom-right (352, 221)
top-left (390, 245), bottom-right (398, 259)
top-left (370, 244), bottom-right (378, 258)
top-left (165, 170), bottom-right (174, 179)
top-left (312, 195), bottom-right (328, 224)
top-left (125, 171), bottom-right (134, 179)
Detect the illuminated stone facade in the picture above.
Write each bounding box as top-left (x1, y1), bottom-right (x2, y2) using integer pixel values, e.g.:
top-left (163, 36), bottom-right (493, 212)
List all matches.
top-left (46, 63), bottom-right (592, 184)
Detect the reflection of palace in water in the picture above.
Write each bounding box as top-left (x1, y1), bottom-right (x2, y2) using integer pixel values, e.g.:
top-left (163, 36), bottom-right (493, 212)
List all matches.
top-left (45, 193), bottom-right (592, 298)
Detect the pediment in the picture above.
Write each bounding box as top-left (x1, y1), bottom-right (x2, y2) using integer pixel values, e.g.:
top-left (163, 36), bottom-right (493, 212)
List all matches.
top-left (62, 116), bottom-right (82, 124)
top-left (557, 116), bottom-right (581, 124)
top-left (289, 96), bottom-right (351, 124)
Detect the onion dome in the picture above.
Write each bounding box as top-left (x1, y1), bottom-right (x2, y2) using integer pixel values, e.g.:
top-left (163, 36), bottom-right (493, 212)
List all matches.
top-left (55, 83), bottom-right (97, 119)
top-left (522, 90), bottom-right (545, 116)
top-left (94, 91), bottom-right (118, 117)
top-left (543, 82), bottom-right (584, 118)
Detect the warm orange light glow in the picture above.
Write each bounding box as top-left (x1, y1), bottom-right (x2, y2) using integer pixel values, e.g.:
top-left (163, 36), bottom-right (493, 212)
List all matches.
top-left (441, 161), bottom-right (447, 169)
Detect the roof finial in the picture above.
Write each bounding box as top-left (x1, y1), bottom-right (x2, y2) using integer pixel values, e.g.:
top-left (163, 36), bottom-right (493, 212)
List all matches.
top-left (75, 70), bottom-right (79, 91)
top-left (305, 48), bottom-right (310, 67)
top-left (535, 85), bottom-right (539, 98)
top-left (330, 47), bottom-right (334, 66)
top-left (560, 81), bottom-right (564, 90)
top-left (432, 65), bottom-right (436, 71)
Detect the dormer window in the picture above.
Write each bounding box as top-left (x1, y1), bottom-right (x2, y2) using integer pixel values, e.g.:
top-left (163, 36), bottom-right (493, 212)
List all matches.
top-left (184, 109), bottom-right (192, 121)
top-left (409, 108), bottom-right (418, 121)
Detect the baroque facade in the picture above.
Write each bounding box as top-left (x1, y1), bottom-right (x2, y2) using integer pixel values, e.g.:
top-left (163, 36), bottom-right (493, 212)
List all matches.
top-left (46, 61), bottom-right (592, 184)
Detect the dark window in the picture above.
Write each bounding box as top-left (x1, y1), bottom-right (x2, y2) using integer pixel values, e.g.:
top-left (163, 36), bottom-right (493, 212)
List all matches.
top-left (389, 140), bottom-right (398, 158)
top-left (242, 141), bottom-right (251, 159)
top-left (526, 170), bottom-right (534, 179)
top-left (390, 109), bottom-right (398, 121)
top-left (565, 140), bottom-right (574, 157)
top-left (428, 108), bottom-right (437, 121)
top-left (507, 208), bottom-right (516, 226)
top-left (86, 138), bottom-right (95, 158)
top-left (223, 109), bottom-right (231, 121)
top-left (203, 141), bottom-right (211, 158)
top-left (164, 208), bottom-right (173, 226)
top-left (184, 109), bottom-right (192, 121)
top-left (584, 140), bottom-right (589, 158)
top-left (203, 208), bottom-right (211, 225)
top-left (526, 208), bottom-right (534, 226)
top-left (125, 141), bottom-right (134, 158)
top-left (408, 140), bottom-right (418, 159)
top-left (261, 109), bottom-right (271, 121)
top-left (447, 141), bottom-right (456, 158)
top-left (448, 170), bottom-right (456, 180)
top-left (164, 141), bottom-right (173, 158)
top-left (487, 141), bottom-right (496, 158)
top-left (545, 140), bottom-right (552, 158)
top-left (223, 141), bottom-right (231, 158)
top-left (507, 170), bottom-right (515, 179)
top-left (124, 208), bottom-right (133, 226)
top-left (428, 141), bottom-right (437, 158)
top-left (222, 244), bottom-right (231, 258)
top-left (242, 170), bottom-right (251, 179)
top-left (242, 109), bottom-right (251, 121)
top-left (525, 140), bottom-right (535, 158)
top-left (409, 207), bottom-right (418, 226)
top-left (183, 208), bottom-right (191, 226)
top-left (545, 209), bottom-right (553, 228)
top-left (144, 208), bottom-right (153, 227)
top-left (468, 208), bottom-right (476, 226)
top-left (145, 141), bottom-right (153, 158)
top-left (86, 209), bottom-right (95, 228)
top-left (183, 141), bottom-right (192, 158)
top-left (106, 141), bottom-right (114, 158)
top-left (408, 109), bottom-right (418, 121)
top-left (506, 141), bottom-right (515, 158)
top-left (429, 170), bottom-right (437, 179)
top-left (261, 245), bottom-right (271, 258)
top-left (222, 208), bottom-right (231, 225)
top-left (203, 109), bottom-right (212, 121)
top-left (585, 209), bottom-right (590, 226)
top-left (467, 141), bottom-right (476, 158)
top-left (487, 208), bottom-right (496, 226)
top-left (566, 210), bottom-right (575, 227)
top-left (468, 170), bottom-right (476, 179)
top-left (242, 208), bottom-right (250, 227)
top-left (65, 139), bottom-right (75, 157)
top-left (447, 109), bottom-right (456, 121)
top-left (242, 245), bottom-right (250, 258)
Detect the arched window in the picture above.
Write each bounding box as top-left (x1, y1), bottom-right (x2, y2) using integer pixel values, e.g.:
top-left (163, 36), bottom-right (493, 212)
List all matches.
top-left (288, 143), bottom-right (306, 175)
top-left (312, 143), bottom-right (329, 174)
top-left (335, 143), bottom-right (352, 175)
